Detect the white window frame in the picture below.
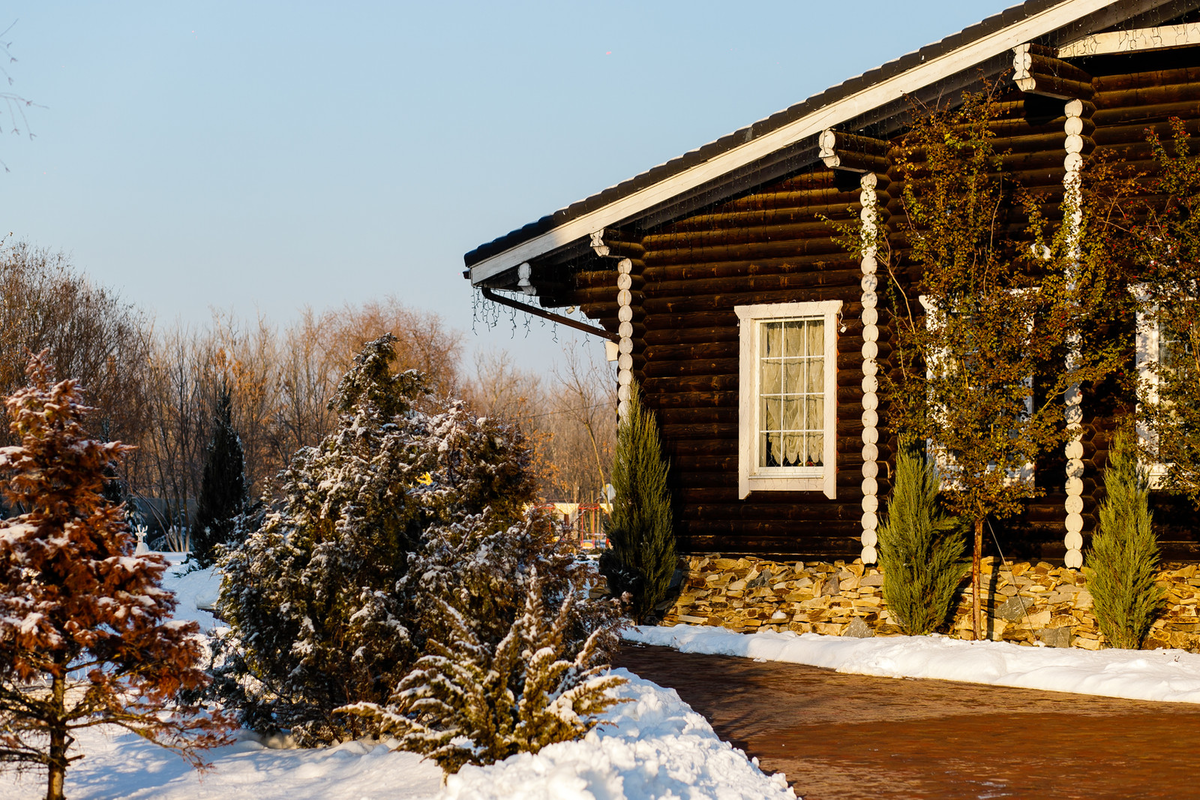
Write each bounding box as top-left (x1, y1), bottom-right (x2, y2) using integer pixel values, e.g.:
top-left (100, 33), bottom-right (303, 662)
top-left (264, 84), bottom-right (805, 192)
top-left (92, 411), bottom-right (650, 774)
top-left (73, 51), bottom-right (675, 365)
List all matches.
top-left (919, 294), bottom-right (1034, 488)
top-left (736, 300), bottom-right (841, 500)
top-left (1134, 287), bottom-right (1172, 487)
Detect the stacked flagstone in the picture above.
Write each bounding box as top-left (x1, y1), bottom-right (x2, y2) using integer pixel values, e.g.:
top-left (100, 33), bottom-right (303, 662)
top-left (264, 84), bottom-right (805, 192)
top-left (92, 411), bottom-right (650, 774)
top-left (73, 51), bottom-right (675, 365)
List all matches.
top-left (661, 555), bottom-right (1200, 651)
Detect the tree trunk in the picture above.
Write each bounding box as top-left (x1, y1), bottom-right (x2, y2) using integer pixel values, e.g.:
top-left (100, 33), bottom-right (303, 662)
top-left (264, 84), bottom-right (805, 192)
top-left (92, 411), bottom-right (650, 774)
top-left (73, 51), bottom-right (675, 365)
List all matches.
top-left (972, 517), bottom-right (984, 642)
top-left (46, 673), bottom-right (67, 800)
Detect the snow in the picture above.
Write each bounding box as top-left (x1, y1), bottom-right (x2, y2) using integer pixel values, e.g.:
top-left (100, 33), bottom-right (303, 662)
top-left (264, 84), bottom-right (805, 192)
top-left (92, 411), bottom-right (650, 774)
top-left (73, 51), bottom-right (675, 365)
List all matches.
top-left (627, 623), bottom-right (1200, 704)
top-left (161, 555), bottom-right (222, 633)
top-left (0, 672), bottom-right (792, 800)
top-left (1, 558), bottom-right (795, 800)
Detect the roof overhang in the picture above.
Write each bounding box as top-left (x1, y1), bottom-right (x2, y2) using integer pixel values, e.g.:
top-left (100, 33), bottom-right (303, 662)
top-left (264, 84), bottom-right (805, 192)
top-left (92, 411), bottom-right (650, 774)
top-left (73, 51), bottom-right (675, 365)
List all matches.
top-left (465, 0), bottom-right (1185, 290)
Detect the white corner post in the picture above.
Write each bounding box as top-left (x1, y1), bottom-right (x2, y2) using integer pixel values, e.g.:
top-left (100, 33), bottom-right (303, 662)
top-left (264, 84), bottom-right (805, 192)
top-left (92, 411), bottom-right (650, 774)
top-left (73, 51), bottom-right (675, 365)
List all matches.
top-left (1063, 97), bottom-right (1086, 570)
top-left (591, 229), bottom-right (635, 421)
top-left (859, 172), bottom-right (882, 565)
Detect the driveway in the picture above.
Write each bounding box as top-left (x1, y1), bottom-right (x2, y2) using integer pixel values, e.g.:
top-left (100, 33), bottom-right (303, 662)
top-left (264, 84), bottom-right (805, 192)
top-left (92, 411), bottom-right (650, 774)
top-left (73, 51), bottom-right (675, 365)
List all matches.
top-left (615, 643), bottom-right (1200, 799)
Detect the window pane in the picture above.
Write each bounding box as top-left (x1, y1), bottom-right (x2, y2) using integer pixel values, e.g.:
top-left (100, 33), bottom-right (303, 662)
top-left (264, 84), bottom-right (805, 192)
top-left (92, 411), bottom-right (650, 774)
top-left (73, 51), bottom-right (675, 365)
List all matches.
top-left (756, 315), bottom-right (827, 471)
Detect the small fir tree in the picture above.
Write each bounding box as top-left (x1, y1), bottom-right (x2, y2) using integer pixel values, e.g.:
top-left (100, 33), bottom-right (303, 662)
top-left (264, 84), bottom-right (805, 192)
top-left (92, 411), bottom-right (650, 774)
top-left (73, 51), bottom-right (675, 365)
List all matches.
top-left (191, 387), bottom-right (247, 568)
top-left (600, 382), bottom-right (676, 624)
top-left (1088, 428), bottom-right (1164, 650)
top-left (0, 355), bottom-right (229, 800)
top-left (216, 336), bottom-right (543, 745)
top-left (878, 445), bottom-right (967, 635)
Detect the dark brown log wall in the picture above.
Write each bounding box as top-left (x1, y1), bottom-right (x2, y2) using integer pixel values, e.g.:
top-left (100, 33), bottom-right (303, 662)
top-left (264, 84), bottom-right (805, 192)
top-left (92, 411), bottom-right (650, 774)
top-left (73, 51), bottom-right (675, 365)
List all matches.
top-left (563, 46), bottom-right (1200, 562)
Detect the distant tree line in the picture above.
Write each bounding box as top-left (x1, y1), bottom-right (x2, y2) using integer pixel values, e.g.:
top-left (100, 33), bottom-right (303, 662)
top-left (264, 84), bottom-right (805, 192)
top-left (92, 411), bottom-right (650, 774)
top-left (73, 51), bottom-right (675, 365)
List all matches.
top-left (0, 239), bottom-right (616, 538)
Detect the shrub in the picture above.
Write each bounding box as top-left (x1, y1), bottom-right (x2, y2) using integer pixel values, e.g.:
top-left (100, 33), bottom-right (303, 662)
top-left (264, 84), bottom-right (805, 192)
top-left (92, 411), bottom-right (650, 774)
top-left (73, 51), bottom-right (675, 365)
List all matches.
top-left (877, 445), bottom-right (967, 635)
top-left (1088, 428), bottom-right (1164, 650)
top-left (600, 382), bottom-right (676, 623)
top-left (343, 513), bottom-right (624, 774)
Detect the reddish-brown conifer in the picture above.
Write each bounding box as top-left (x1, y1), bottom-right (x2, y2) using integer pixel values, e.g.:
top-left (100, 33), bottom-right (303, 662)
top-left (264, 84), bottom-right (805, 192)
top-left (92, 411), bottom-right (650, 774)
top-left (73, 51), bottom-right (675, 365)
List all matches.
top-left (0, 354), bottom-right (230, 800)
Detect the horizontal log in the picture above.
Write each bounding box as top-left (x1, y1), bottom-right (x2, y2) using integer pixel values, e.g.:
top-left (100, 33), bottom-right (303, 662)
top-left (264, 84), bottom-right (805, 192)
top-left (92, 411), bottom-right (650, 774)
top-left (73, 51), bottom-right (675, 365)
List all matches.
top-left (1018, 74), bottom-right (1095, 102)
top-left (642, 255), bottom-right (862, 282)
top-left (661, 422), bottom-right (738, 440)
top-left (656, 406), bottom-right (736, 426)
top-left (644, 217), bottom-right (859, 251)
top-left (665, 199), bottom-right (893, 233)
top-left (645, 341), bottom-right (738, 362)
top-left (1093, 100), bottom-right (1200, 127)
top-left (646, 268), bottom-right (868, 300)
top-left (643, 358), bottom-right (738, 380)
top-left (644, 326), bottom-right (738, 346)
top-left (644, 236), bottom-right (851, 267)
top-left (680, 501), bottom-right (866, 521)
top-left (644, 286), bottom-right (862, 315)
top-left (1095, 81), bottom-right (1200, 110)
top-left (663, 439), bottom-right (737, 457)
top-left (645, 374), bottom-right (738, 395)
top-left (678, 518), bottom-right (863, 538)
top-left (1092, 66), bottom-right (1200, 94)
top-left (670, 454), bottom-right (738, 472)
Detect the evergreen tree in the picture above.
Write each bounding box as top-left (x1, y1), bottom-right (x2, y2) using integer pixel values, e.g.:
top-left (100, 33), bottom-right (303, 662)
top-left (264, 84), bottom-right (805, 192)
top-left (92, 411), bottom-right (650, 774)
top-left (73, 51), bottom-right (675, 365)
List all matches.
top-left (216, 336), bottom-right (542, 745)
top-left (600, 382), bottom-right (676, 624)
top-left (1088, 428), bottom-right (1164, 650)
top-left (191, 387), bottom-right (247, 568)
top-left (877, 446), bottom-right (967, 635)
top-left (0, 355), bottom-right (228, 800)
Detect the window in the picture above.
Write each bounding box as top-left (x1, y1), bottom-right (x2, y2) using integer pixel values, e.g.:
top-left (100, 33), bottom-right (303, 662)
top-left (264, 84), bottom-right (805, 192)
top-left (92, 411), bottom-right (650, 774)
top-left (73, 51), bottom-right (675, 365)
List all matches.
top-left (919, 295), bottom-right (1034, 487)
top-left (1135, 296), bottom-right (1186, 486)
top-left (736, 301), bottom-right (841, 499)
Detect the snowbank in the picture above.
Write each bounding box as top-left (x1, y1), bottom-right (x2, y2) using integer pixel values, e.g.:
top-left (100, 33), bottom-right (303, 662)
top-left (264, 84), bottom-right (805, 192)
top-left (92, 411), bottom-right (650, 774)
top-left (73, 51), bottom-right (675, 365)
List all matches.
top-left (441, 670), bottom-right (794, 800)
top-left (628, 623), bottom-right (1200, 704)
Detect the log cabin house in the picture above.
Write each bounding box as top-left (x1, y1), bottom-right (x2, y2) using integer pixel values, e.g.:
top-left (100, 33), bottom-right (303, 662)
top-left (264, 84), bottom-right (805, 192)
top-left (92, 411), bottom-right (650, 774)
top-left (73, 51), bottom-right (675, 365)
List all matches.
top-left (465, 0), bottom-right (1200, 567)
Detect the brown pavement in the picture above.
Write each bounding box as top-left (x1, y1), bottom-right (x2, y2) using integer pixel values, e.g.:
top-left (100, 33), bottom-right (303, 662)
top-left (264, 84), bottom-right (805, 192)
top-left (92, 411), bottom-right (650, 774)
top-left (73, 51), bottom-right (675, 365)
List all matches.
top-left (615, 643), bottom-right (1200, 800)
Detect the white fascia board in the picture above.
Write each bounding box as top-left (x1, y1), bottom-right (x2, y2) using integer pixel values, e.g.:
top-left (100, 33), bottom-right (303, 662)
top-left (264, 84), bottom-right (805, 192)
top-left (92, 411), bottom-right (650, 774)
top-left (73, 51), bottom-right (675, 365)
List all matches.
top-left (1058, 22), bottom-right (1200, 56)
top-left (469, 0), bottom-right (1121, 287)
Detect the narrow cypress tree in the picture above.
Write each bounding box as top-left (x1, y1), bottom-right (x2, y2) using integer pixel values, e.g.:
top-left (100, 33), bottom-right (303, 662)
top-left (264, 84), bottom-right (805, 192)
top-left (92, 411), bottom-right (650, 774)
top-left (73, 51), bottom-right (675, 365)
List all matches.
top-left (1088, 428), bottom-right (1164, 650)
top-left (191, 387), bottom-right (247, 567)
top-left (878, 445), bottom-right (967, 635)
top-left (600, 382), bottom-right (676, 624)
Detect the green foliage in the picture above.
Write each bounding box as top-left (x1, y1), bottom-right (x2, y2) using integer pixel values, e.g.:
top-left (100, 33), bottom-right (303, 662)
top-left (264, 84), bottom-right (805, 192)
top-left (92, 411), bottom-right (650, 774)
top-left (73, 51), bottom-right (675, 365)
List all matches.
top-left (1088, 428), bottom-right (1164, 650)
top-left (1135, 118), bottom-right (1200, 504)
top-left (878, 446), bottom-right (967, 635)
top-left (600, 382), bottom-right (676, 624)
top-left (216, 335), bottom-right (622, 756)
top-left (343, 549), bottom-right (625, 775)
top-left (836, 87), bottom-right (1128, 638)
top-left (191, 387), bottom-right (247, 568)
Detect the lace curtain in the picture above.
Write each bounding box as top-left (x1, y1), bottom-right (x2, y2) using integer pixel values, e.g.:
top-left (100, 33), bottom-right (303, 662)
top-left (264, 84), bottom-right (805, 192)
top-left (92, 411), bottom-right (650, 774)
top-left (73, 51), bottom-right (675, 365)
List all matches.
top-left (759, 318), bottom-right (824, 468)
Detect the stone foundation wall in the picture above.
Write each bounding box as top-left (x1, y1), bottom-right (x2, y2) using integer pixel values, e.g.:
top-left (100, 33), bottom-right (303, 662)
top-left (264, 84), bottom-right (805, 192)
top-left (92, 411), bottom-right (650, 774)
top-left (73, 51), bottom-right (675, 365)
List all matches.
top-left (662, 555), bottom-right (1200, 651)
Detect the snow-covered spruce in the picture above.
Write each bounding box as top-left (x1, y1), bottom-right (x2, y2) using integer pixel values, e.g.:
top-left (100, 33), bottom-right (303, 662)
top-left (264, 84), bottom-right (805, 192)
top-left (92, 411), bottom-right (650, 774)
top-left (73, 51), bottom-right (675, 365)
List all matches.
top-left (216, 335), bottom-right (621, 757)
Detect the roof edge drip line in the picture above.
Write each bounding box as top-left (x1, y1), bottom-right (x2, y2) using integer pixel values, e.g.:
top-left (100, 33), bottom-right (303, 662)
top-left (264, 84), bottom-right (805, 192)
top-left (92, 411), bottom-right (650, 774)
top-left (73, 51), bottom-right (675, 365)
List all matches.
top-left (480, 288), bottom-right (618, 342)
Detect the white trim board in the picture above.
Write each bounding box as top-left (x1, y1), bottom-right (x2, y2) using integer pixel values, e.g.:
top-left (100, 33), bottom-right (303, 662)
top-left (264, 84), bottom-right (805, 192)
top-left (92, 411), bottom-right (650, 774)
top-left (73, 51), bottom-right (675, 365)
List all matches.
top-left (1058, 22), bottom-right (1200, 56)
top-left (469, 0), bottom-right (1130, 286)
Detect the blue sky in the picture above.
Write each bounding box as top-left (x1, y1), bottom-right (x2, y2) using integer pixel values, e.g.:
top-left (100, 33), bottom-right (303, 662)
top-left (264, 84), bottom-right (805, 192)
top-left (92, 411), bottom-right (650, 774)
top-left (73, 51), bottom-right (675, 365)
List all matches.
top-left (2, 1), bottom-right (1004, 377)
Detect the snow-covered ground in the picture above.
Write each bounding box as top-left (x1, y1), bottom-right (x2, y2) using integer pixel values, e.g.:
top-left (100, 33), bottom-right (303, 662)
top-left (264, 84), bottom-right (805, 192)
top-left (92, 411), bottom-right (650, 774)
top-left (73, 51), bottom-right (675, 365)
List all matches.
top-left (1, 559), bottom-right (795, 800)
top-left (627, 623), bottom-right (1200, 704)
top-left (13, 558), bottom-right (1200, 799)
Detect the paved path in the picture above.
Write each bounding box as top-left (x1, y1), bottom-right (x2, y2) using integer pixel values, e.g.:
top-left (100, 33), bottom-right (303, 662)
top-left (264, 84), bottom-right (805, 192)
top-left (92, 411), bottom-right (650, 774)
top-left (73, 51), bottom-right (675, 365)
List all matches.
top-left (615, 643), bottom-right (1200, 800)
